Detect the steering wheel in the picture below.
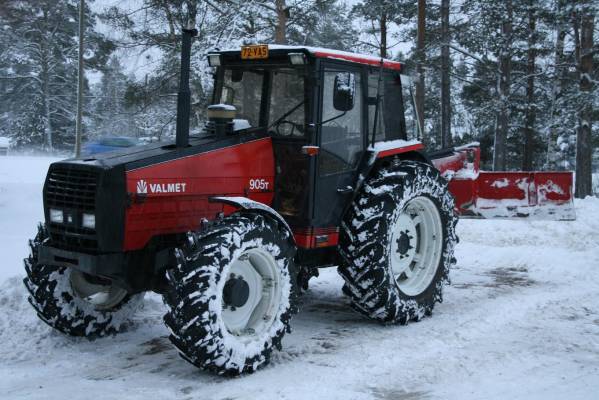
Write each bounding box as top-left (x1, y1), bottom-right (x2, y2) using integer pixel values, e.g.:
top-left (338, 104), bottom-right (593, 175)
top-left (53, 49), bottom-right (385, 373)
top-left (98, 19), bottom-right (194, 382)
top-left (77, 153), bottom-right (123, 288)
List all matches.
top-left (325, 119), bottom-right (343, 128)
top-left (275, 120), bottom-right (303, 137)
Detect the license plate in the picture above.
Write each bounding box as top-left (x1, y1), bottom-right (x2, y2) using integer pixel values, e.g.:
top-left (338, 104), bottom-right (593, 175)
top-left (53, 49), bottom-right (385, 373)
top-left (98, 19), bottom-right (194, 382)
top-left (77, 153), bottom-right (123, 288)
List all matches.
top-left (241, 45), bottom-right (268, 60)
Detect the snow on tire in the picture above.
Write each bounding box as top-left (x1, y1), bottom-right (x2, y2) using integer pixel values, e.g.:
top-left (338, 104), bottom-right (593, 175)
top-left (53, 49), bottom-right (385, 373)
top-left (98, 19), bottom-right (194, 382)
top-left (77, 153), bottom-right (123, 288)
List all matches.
top-left (162, 213), bottom-right (297, 376)
top-left (23, 224), bottom-right (144, 337)
top-left (338, 160), bottom-right (458, 324)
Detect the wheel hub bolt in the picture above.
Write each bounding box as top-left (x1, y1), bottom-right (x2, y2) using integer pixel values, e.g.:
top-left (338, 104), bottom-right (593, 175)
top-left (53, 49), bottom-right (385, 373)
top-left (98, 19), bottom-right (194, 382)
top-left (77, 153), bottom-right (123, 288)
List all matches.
top-left (396, 230), bottom-right (414, 258)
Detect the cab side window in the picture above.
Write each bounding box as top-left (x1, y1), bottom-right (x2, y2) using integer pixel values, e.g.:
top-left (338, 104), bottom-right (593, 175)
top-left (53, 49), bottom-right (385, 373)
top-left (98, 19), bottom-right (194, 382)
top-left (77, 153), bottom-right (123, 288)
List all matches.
top-left (368, 70), bottom-right (405, 142)
top-left (269, 68), bottom-right (306, 137)
top-left (368, 73), bottom-right (385, 142)
top-left (319, 69), bottom-right (363, 175)
top-left (401, 76), bottom-right (419, 140)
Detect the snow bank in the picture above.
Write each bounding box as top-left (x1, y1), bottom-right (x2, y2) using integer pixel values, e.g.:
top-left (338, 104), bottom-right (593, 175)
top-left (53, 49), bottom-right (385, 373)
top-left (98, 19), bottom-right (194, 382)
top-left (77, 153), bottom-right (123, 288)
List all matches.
top-left (0, 155), bottom-right (55, 185)
top-left (0, 156), bottom-right (59, 281)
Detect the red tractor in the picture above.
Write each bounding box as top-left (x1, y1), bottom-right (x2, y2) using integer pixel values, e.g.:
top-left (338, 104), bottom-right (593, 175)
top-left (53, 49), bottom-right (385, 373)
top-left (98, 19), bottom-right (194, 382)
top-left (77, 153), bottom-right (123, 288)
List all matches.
top-left (23, 29), bottom-right (573, 375)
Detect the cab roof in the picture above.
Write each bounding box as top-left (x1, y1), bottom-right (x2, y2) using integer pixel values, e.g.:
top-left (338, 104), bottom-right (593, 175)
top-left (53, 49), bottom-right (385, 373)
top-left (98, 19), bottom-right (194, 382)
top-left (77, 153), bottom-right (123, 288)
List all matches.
top-left (215, 45), bottom-right (403, 71)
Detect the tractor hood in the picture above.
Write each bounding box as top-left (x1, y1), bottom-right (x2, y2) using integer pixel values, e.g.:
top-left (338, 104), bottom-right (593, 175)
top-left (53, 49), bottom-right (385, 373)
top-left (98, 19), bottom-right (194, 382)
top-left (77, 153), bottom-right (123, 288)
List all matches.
top-left (43, 130), bottom-right (274, 254)
top-left (64, 130), bottom-right (267, 171)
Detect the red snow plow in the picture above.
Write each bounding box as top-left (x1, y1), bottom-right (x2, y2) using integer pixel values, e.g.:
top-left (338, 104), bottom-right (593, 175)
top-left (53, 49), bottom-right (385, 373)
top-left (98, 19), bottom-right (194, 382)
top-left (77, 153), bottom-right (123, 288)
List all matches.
top-left (432, 143), bottom-right (575, 220)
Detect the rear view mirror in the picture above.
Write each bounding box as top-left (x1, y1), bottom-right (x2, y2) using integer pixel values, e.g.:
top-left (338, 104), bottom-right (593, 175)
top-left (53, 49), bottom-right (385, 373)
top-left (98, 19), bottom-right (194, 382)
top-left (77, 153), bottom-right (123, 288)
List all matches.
top-left (333, 72), bottom-right (355, 112)
top-left (231, 69), bottom-right (244, 82)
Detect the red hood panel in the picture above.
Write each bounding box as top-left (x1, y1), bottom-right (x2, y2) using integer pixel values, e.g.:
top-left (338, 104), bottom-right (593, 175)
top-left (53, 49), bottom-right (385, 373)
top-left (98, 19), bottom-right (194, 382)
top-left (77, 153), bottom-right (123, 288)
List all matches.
top-left (124, 137), bottom-right (274, 250)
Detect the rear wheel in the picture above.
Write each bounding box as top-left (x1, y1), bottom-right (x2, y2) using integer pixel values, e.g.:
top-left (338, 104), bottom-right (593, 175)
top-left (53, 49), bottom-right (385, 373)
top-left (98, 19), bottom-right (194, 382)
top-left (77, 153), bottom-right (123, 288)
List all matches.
top-left (163, 213), bottom-right (297, 375)
top-left (23, 224), bottom-right (144, 337)
top-left (338, 161), bottom-right (458, 323)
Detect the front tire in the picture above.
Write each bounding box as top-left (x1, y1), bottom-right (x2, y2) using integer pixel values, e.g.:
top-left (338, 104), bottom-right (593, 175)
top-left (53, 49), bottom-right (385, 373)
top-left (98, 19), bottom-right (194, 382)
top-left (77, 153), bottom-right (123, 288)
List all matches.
top-left (23, 224), bottom-right (144, 337)
top-left (338, 160), bottom-right (458, 324)
top-left (163, 213), bottom-right (297, 376)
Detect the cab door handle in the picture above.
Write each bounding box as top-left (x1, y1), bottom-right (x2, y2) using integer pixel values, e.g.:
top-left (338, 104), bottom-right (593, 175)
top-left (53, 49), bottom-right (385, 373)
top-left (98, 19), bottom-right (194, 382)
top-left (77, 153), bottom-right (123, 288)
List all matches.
top-left (337, 186), bottom-right (353, 194)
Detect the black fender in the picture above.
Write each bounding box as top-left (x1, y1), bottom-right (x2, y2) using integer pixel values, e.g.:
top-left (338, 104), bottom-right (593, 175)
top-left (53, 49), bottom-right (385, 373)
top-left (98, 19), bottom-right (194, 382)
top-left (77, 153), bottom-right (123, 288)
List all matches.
top-left (209, 196), bottom-right (295, 245)
top-left (360, 149), bottom-right (434, 193)
top-left (377, 149), bottom-right (432, 166)
top-left (340, 149), bottom-right (433, 222)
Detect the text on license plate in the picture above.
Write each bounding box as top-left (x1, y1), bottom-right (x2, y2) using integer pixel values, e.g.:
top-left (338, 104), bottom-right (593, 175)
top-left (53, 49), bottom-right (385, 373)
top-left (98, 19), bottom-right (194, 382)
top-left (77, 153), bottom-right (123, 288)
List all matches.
top-left (241, 45), bottom-right (268, 60)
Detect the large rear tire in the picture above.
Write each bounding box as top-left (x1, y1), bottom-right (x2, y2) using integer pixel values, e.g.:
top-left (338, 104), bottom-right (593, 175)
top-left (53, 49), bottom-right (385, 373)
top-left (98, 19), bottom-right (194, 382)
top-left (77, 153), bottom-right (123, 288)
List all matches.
top-left (23, 224), bottom-right (144, 337)
top-left (163, 213), bottom-right (297, 376)
top-left (338, 160), bottom-right (458, 324)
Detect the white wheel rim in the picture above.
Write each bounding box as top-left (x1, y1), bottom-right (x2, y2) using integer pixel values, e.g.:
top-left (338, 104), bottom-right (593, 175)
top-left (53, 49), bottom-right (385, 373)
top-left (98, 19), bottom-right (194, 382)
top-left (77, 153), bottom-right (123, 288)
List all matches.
top-left (70, 270), bottom-right (128, 310)
top-left (221, 248), bottom-right (282, 340)
top-left (390, 196), bottom-right (443, 296)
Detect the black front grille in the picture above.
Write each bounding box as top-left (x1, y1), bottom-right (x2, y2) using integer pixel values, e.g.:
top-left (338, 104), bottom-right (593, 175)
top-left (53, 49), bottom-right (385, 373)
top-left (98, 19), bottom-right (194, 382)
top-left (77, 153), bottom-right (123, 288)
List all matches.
top-left (46, 168), bottom-right (97, 211)
top-left (46, 166), bottom-right (99, 252)
top-left (48, 223), bottom-right (98, 253)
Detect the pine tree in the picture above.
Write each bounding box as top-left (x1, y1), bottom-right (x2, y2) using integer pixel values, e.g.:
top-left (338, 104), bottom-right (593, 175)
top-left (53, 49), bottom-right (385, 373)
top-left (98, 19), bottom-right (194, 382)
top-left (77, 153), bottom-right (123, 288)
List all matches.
top-left (91, 56), bottom-right (132, 138)
top-left (101, 0), bottom-right (248, 135)
top-left (351, 0), bottom-right (405, 58)
top-left (0, 0), bottom-right (113, 152)
top-left (290, 0), bottom-right (357, 50)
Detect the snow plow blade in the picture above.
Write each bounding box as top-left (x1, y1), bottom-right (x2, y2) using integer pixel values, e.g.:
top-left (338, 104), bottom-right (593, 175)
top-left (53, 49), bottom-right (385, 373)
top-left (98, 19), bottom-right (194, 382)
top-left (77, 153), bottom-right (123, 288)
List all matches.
top-left (431, 143), bottom-right (575, 220)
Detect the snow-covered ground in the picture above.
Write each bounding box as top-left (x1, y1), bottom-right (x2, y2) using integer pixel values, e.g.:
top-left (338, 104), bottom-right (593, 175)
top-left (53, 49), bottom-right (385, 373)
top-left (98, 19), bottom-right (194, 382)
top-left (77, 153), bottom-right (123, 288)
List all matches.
top-left (1, 155), bottom-right (598, 400)
top-left (0, 156), bottom-right (58, 282)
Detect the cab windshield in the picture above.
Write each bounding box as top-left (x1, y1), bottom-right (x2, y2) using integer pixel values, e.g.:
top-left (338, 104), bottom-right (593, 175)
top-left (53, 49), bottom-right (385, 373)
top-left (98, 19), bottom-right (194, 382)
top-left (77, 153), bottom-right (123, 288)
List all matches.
top-left (215, 66), bottom-right (307, 137)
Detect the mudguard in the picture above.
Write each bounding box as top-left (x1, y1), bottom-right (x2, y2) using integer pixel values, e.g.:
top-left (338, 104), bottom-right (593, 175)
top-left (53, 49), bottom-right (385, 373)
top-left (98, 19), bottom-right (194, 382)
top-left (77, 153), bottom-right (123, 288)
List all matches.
top-left (209, 196), bottom-right (295, 243)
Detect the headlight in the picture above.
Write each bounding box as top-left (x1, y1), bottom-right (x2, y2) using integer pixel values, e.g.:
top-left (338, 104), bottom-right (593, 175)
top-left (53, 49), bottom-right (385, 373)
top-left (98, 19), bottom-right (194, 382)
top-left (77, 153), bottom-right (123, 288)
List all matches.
top-left (207, 53), bottom-right (221, 66)
top-left (82, 213), bottom-right (95, 229)
top-left (49, 209), bottom-right (63, 223)
top-left (288, 52), bottom-right (306, 65)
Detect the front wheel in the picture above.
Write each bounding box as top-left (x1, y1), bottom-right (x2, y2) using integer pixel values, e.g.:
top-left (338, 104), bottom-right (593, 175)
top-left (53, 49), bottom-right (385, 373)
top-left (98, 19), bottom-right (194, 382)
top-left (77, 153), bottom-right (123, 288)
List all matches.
top-left (23, 224), bottom-right (144, 337)
top-left (338, 160), bottom-right (458, 324)
top-left (162, 213), bottom-right (297, 376)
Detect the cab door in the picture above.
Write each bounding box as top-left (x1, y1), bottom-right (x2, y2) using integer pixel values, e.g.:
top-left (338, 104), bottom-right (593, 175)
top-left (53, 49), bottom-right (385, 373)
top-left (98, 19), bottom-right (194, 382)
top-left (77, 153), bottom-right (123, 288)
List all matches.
top-left (313, 63), bottom-right (366, 228)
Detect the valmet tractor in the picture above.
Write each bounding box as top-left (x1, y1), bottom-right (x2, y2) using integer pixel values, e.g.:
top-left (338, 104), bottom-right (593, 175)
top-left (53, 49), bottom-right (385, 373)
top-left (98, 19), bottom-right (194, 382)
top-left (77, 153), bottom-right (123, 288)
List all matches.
top-left (23, 29), bottom-right (574, 375)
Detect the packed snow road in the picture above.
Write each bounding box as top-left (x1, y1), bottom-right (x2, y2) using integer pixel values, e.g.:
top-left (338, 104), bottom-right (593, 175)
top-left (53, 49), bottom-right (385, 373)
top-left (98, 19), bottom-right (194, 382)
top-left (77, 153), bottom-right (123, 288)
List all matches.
top-left (1, 155), bottom-right (598, 400)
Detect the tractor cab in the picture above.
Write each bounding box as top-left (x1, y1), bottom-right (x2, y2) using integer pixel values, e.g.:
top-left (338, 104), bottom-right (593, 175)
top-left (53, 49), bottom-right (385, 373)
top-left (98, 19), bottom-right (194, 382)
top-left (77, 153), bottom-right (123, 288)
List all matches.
top-left (207, 45), bottom-right (423, 252)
